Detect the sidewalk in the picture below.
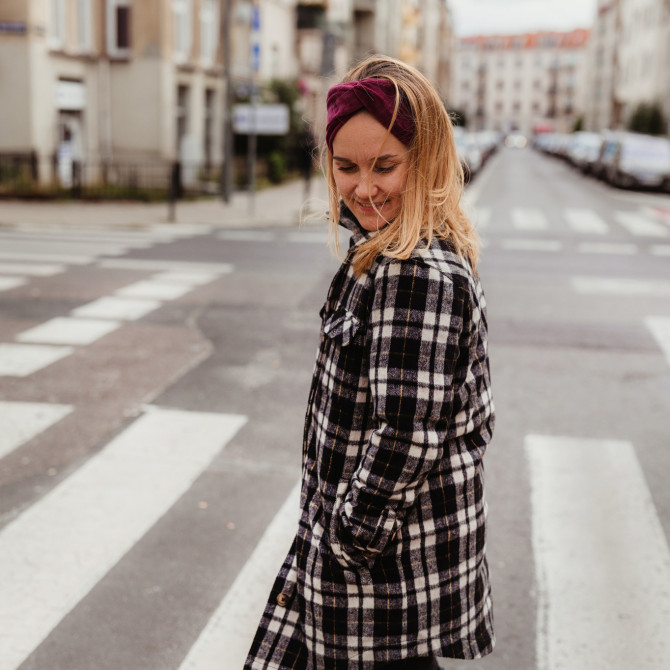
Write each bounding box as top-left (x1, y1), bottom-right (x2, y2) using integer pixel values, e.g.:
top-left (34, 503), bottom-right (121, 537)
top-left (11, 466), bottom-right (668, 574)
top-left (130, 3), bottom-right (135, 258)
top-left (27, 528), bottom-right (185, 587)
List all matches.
top-left (0, 177), bottom-right (329, 231)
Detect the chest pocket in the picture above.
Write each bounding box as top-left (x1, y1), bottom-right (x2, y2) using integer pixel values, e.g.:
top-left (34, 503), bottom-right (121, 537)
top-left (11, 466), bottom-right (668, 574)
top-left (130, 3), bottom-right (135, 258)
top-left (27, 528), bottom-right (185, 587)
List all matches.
top-left (322, 307), bottom-right (363, 347)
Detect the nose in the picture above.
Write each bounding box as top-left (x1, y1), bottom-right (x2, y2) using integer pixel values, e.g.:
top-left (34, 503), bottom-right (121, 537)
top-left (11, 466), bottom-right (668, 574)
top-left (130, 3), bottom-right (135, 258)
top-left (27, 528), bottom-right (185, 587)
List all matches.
top-left (354, 173), bottom-right (378, 201)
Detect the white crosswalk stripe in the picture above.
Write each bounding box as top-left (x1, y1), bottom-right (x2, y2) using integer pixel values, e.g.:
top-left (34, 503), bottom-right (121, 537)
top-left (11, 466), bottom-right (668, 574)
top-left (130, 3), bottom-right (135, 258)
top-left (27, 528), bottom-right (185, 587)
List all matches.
top-left (615, 211), bottom-right (669, 237)
top-left (474, 206), bottom-right (492, 230)
top-left (179, 482), bottom-right (299, 670)
top-left (527, 434), bottom-right (670, 670)
top-left (0, 261), bottom-right (66, 276)
top-left (510, 207), bottom-right (549, 230)
top-left (0, 276), bottom-right (26, 291)
top-left (0, 343), bottom-right (73, 377)
top-left (501, 239), bottom-right (562, 251)
top-left (16, 317), bottom-right (122, 346)
top-left (0, 407), bottom-right (247, 670)
top-left (577, 242), bottom-right (638, 255)
top-left (564, 208), bottom-right (609, 234)
top-left (646, 317), bottom-right (670, 367)
top-left (0, 401), bottom-right (73, 460)
top-left (571, 276), bottom-right (670, 296)
top-left (71, 296), bottom-right (162, 321)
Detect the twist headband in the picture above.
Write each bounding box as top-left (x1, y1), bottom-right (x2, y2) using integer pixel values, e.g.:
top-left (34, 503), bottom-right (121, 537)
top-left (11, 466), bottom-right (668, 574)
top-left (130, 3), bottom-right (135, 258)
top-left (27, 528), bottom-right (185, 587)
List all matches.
top-left (326, 78), bottom-right (415, 153)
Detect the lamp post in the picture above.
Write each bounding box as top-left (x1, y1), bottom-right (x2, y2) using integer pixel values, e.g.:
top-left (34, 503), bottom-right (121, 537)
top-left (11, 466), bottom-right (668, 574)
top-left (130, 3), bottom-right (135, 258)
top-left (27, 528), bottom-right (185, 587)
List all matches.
top-left (221, 0), bottom-right (233, 203)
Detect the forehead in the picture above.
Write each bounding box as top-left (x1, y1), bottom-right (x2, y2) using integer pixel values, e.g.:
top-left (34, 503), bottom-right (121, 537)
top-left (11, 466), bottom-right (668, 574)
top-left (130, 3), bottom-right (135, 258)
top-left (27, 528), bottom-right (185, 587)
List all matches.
top-left (332, 111), bottom-right (408, 159)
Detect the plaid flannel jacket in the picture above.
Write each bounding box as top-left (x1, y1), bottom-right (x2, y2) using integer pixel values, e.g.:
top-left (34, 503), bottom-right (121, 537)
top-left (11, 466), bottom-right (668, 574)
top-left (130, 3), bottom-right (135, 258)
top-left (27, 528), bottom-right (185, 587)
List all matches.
top-left (245, 208), bottom-right (495, 669)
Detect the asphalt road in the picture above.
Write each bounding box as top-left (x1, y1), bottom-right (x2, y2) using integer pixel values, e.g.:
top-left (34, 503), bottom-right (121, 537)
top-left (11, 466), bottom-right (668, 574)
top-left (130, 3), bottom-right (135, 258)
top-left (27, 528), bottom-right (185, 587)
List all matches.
top-left (1, 146), bottom-right (669, 670)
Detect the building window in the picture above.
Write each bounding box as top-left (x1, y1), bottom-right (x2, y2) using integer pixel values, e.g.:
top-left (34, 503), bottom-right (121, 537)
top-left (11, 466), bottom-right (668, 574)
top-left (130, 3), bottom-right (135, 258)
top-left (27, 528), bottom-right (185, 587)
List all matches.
top-left (107, 0), bottom-right (131, 57)
top-left (200, 0), bottom-right (218, 66)
top-left (204, 88), bottom-right (215, 167)
top-left (173, 0), bottom-right (193, 63)
top-left (48, 0), bottom-right (67, 49)
top-left (176, 84), bottom-right (190, 153)
top-left (77, 0), bottom-right (93, 51)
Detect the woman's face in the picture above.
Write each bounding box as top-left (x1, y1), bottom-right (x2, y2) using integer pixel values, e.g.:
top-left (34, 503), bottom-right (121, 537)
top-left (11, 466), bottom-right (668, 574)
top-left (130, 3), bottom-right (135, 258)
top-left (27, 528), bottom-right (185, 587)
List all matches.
top-left (331, 112), bottom-right (410, 231)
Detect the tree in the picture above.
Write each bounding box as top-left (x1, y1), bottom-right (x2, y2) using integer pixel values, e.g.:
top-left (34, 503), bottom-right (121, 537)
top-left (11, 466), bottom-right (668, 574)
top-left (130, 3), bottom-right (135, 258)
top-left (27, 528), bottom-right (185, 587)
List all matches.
top-left (627, 102), bottom-right (668, 136)
top-left (448, 108), bottom-right (467, 128)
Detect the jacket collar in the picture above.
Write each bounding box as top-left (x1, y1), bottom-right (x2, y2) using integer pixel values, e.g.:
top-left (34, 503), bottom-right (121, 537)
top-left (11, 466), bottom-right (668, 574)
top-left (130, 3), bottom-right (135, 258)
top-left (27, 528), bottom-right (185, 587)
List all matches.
top-left (338, 203), bottom-right (380, 249)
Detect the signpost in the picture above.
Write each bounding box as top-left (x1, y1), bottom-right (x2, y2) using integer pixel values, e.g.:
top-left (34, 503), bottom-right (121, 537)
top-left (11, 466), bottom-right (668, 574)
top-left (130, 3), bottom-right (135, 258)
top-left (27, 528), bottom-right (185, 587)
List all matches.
top-left (247, 3), bottom-right (261, 217)
top-left (232, 104), bottom-right (290, 135)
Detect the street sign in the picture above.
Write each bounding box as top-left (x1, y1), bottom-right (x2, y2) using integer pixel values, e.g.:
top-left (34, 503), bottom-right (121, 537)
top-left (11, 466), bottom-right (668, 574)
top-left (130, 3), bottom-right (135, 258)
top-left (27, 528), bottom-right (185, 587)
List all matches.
top-left (233, 104), bottom-right (290, 135)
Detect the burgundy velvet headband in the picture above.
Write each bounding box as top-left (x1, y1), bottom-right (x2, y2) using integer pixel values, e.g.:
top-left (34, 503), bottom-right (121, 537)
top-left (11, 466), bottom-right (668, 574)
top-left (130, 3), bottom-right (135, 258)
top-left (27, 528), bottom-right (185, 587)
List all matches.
top-left (326, 79), bottom-right (415, 153)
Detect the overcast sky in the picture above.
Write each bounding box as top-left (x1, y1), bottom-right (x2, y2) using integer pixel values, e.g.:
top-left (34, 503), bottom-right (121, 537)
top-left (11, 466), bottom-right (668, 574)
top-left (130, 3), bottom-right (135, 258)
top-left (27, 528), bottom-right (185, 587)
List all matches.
top-left (449, 0), bottom-right (599, 36)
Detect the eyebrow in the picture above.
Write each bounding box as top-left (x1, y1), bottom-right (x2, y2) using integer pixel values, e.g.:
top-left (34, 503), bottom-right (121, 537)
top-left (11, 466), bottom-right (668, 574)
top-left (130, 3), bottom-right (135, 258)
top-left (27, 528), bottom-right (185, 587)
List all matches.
top-left (332, 154), bottom-right (399, 162)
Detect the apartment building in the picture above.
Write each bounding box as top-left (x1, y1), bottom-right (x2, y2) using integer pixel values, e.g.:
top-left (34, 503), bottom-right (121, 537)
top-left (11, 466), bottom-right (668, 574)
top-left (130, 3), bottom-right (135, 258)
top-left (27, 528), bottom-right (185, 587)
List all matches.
top-left (295, 0), bottom-right (454, 140)
top-left (0, 0), bottom-right (297, 186)
top-left (584, 0), bottom-right (670, 132)
top-left (451, 29), bottom-right (590, 135)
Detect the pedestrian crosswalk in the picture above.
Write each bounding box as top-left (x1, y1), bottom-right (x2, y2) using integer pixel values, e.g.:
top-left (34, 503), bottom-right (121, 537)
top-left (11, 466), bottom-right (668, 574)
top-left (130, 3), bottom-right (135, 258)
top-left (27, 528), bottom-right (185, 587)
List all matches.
top-left (527, 435), bottom-right (670, 670)
top-left (0, 407), bottom-right (247, 670)
top-left (210, 204), bottom-right (670, 255)
top-left (1, 217), bottom-right (670, 669)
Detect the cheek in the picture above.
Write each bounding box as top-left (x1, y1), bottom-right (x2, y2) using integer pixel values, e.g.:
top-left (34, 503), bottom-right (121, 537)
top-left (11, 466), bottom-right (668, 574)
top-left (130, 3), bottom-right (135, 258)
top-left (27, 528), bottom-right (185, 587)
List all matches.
top-left (333, 174), bottom-right (353, 197)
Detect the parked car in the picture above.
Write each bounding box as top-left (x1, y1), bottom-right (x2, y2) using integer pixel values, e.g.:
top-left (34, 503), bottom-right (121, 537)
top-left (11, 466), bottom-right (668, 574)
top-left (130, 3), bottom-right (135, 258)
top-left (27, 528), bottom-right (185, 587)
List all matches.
top-left (533, 132), bottom-right (570, 157)
top-left (598, 132), bottom-right (670, 191)
top-left (566, 131), bottom-right (603, 173)
top-left (454, 129), bottom-right (483, 183)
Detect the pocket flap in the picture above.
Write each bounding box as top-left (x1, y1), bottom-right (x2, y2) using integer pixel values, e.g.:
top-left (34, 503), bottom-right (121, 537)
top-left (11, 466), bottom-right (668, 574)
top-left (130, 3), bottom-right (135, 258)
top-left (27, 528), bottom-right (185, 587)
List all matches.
top-left (323, 308), bottom-right (362, 347)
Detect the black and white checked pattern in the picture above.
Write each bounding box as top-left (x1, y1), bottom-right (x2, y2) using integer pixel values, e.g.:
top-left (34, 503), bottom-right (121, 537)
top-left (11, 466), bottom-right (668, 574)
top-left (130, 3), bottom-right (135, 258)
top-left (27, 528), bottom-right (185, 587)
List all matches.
top-left (246, 207), bottom-right (495, 669)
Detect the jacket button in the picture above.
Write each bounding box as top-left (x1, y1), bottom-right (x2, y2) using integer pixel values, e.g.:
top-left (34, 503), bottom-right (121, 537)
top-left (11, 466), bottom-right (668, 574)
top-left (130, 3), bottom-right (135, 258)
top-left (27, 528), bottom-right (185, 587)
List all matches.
top-left (276, 593), bottom-right (289, 607)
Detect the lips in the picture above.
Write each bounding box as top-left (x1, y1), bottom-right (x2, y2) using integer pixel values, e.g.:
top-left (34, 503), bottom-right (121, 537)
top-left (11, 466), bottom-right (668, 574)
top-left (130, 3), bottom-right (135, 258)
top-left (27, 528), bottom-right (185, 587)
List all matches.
top-left (355, 200), bottom-right (387, 210)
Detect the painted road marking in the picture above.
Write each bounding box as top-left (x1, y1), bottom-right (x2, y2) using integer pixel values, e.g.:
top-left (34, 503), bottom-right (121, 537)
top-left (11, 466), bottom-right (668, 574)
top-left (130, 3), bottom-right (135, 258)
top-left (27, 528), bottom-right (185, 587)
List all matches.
top-left (71, 296), bottom-right (162, 321)
top-left (474, 206), bottom-right (492, 230)
top-left (285, 231), bottom-right (330, 244)
top-left (501, 239), bottom-right (562, 252)
top-left (0, 251), bottom-right (93, 265)
top-left (179, 481), bottom-right (299, 670)
top-left (151, 270), bottom-right (223, 285)
top-left (615, 211), bottom-right (668, 237)
top-left (0, 401), bottom-right (72, 460)
top-left (99, 259), bottom-right (233, 273)
top-left (564, 208), bottom-right (609, 235)
top-left (0, 262), bottom-right (66, 276)
top-left (645, 317), bottom-right (670, 367)
top-left (115, 280), bottom-right (195, 301)
top-left (0, 277), bottom-right (26, 291)
top-left (17, 317), bottom-right (121, 345)
top-left (0, 240), bottom-right (128, 257)
top-left (218, 230), bottom-right (276, 242)
top-left (527, 434), bottom-right (670, 670)
top-left (577, 242), bottom-right (638, 255)
top-left (0, 343), bottom-right (73, 377)
top-left (651, 245), bottom-right (670, 256)
top-left (510, 207), bottom-right (549, 231)
top-left (571, 276), bottom-right (670, 296)
top-left (0, 407), bottom-right (247, 670)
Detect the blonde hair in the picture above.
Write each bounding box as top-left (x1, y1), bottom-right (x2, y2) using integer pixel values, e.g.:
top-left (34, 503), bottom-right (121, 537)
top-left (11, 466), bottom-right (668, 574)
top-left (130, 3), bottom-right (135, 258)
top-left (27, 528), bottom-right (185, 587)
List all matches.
top-left (325, 55), bottom-right (479, 276)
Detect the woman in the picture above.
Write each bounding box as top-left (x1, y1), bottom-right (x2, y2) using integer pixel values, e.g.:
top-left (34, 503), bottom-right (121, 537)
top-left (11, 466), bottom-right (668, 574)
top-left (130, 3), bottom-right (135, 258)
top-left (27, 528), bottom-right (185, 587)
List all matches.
top-left (245, 55), bottom-right (495, 670)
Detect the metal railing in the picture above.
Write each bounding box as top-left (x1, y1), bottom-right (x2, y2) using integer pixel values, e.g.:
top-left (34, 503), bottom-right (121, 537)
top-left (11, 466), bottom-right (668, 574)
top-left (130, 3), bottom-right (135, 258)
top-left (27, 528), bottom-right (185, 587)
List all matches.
top-left (0, 150), bottom-right (302, 201)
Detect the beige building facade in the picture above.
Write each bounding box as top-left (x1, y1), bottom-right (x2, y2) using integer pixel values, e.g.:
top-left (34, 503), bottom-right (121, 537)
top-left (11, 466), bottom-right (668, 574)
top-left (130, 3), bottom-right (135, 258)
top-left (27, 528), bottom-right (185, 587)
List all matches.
top-left (584, 0), bottom-right (670, 132)
top-left (0, 0), bottom-right (298, 186)
top-left (451, 29), bottom-right (590, 135)
top-left (295, 0), bottom-right (454, 141)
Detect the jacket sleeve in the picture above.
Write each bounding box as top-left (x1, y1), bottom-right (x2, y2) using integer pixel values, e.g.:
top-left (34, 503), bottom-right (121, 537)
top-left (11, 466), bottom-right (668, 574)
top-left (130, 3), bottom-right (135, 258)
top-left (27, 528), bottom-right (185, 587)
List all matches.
top-left (335, 257), bottom-right (469, 568)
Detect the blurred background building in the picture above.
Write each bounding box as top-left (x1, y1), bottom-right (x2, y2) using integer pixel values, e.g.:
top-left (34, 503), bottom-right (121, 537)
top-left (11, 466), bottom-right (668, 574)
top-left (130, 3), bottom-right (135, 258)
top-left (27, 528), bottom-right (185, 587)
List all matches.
top-left (0, 0), bottom-right (667, 197)
top-left (451, 29), bottom-right (590, 136)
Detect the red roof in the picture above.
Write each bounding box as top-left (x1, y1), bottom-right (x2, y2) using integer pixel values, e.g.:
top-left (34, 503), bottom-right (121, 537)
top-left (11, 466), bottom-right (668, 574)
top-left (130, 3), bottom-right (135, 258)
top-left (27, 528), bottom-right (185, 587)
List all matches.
top-left (460, 28), bottom-right (590, 50)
